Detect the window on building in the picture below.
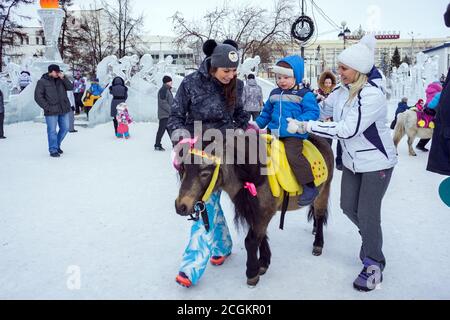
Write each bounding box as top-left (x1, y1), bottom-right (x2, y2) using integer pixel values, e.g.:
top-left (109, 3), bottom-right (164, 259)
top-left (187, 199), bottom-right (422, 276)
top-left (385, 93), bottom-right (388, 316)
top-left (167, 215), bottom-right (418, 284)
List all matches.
top-left (42, 37), bottom-right (45, 44)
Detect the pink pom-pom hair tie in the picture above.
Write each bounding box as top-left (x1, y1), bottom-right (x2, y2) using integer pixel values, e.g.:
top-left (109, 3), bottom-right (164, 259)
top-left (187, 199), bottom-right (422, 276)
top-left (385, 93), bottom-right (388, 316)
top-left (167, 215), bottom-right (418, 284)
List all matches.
top-left (244, 182), bottom-right (258, 197)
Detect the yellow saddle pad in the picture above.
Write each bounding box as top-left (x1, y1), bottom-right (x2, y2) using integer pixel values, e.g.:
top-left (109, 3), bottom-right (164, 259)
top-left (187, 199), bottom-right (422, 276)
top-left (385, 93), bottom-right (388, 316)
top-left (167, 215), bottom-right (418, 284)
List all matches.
top-left (261, 134), bottom-right (328, 199)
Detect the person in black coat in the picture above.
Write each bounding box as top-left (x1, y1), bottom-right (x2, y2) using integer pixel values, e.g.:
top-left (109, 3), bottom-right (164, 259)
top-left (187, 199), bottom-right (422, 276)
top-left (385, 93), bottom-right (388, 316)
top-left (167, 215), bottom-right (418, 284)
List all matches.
top-left (155, 76), bottom-right (173, 151)
top-left (34, 64), bottom-right (73, 157)
top-left (427, 3), bottom-right (450, 176)
top-left (109, 77), bottom-right (128, 136)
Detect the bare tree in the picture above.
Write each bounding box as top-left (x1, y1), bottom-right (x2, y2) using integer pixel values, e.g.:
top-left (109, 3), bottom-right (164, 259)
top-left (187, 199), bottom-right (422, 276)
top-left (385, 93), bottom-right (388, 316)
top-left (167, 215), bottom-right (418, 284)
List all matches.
top-left (58, 0), bottom-right (75, 58)
top-left (0, 0), bottom-right (35, 72)
top-left (78, 1), bottom-right (114, 73)
top-left (101, 0), bottom-right (144, 58)
top-left (171, 0), bottom-right (293, 63)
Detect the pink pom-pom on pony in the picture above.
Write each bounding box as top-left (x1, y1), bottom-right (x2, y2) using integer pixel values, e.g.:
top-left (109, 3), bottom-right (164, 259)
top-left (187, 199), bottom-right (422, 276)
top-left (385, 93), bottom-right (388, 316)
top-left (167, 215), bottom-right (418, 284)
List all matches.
top-left (171, 136), bottom-right (199, 171)
top-left (244, 182), bottom-right (258, 197)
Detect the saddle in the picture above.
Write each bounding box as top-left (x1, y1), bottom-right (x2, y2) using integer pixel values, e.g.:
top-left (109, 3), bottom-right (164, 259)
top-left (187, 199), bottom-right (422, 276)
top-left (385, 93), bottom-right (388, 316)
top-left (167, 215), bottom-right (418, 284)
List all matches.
top-left (260, 134), bottom-right (328, 199)
top-left (416, 109), bottom-right (435, 129)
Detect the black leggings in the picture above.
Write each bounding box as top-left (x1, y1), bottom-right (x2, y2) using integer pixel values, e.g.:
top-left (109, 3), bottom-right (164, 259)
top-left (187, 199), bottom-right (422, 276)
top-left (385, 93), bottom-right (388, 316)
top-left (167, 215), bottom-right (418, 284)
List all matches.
top-left (113, 118), bottom-right (118, 134)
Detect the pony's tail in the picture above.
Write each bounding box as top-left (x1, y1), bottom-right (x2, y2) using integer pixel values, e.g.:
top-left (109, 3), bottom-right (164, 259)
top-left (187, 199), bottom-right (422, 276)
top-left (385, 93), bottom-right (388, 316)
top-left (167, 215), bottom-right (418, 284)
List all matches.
top-left (307, 206), bottom-right (329, 226)
top-left (234, 186), bottom-right (261, 229)
top-left (393, 113), bottom-right (406, 147)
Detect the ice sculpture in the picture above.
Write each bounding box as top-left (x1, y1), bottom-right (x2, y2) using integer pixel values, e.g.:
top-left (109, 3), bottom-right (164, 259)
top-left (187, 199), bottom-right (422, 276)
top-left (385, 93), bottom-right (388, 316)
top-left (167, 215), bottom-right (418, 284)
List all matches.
top-left (88, 55), bottom-right (184, 127)
top-left (238, 55), bottom-right (275, 100)
top-left (2, 1), bottom-right (68, 124)
top-left (389, 51), bottom-right (441, 103)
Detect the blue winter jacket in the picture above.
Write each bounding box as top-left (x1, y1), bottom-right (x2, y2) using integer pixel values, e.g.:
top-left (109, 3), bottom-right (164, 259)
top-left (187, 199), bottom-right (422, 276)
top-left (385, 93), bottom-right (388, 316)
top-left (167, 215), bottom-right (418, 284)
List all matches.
top-left (395, 102), bottom-right (410, 117)
top-left (255, 56), bottom-right (320, 139)
top-left (89, 83), bottom-right (104, 96)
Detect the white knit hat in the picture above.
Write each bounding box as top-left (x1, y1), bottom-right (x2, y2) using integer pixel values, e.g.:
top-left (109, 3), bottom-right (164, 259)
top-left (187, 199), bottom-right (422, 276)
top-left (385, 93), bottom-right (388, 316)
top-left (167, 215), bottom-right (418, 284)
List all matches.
top-left (338, 35), bottom-right (376, 74)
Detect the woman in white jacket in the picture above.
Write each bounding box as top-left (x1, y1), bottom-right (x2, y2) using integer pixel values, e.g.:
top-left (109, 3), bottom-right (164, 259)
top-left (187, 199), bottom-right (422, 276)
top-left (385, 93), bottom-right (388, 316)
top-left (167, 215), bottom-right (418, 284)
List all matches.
top-left (288, 35), bottom-right (397, 292)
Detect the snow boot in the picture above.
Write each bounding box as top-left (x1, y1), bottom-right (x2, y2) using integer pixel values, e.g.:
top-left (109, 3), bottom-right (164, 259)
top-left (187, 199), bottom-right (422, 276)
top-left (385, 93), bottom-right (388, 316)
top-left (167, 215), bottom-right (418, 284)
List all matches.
top-left (353, 257), bottom-right (384, 292)
top-left (176, 272), bottom-right (192, 288)
top-left (210, 253), bottom-right (231, 266)
top-left (298, 184), bottom-right (319, 207)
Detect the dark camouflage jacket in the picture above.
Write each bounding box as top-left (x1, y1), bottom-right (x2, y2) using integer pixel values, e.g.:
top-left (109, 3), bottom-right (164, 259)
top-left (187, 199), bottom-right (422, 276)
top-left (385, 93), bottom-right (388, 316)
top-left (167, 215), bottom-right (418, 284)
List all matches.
top-left (167, 58), bottom-right (249, 135)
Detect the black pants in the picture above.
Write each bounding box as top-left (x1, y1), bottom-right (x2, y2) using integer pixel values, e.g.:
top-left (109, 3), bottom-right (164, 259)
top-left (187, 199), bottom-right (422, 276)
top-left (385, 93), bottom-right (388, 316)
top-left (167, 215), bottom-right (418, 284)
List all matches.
top-left (325, 139), bottom-right (343, 167)
top-left (0, 112), bottom-right (4, 137)
top-left (74, 93), bottom-right (84, 114)
top-left (113, 118), bottom-right (118, 134)
top-left (155, 118), bottom-right (169, 147)
top-left (336, 141), bottom-right (343, 166)
top-left (417, 139), bottom-right (431, 149)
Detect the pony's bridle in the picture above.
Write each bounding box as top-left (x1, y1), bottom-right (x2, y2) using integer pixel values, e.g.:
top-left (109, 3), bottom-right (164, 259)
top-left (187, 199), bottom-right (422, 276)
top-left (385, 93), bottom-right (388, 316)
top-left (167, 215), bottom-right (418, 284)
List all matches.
top-left (186, 148), bottom-right (221, 232)
top-left (173, 137), bottom-right (257, 232)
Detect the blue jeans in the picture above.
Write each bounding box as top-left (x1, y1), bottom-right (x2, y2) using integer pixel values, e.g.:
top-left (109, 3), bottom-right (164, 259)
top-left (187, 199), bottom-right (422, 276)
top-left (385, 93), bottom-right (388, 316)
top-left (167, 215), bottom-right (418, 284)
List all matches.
top-left (179, 191), bottom-right (233, 285)
top-left (45, 113), bottom-right (69, 154)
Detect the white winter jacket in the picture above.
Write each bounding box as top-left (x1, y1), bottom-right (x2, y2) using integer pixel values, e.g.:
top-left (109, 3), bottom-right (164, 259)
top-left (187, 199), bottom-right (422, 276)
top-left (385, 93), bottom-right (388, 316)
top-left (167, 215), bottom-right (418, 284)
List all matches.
top-left (308, 68), bottom-right (398, 173)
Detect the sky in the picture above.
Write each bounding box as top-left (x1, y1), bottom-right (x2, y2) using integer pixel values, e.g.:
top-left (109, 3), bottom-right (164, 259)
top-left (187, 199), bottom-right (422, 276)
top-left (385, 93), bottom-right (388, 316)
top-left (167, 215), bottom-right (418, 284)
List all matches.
top-left (14, 0), bottom-right (450, 40)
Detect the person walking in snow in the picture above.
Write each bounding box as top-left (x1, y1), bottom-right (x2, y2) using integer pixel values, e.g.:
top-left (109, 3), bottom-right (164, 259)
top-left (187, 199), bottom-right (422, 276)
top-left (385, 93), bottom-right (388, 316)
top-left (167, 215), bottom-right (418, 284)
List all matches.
top-left (109, 77), bottom-right (128, 136)
top-left (242, 74), bottom-right (263, 121)
top-left (287, 35), bottom-right (398, 292)
top-left (155, 75), bottom-right (173, 151)
top-left (34, 64), bottom-right (73, 158)
top-left (115, 103), bottom-right (133, 139)
top-left (168, 39), bottom-right (249, 288)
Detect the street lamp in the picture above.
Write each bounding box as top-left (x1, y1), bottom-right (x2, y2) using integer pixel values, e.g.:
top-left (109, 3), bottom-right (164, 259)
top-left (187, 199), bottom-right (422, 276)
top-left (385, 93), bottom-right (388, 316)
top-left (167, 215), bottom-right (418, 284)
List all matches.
top-left (338, 21), bottom-right (351, 49)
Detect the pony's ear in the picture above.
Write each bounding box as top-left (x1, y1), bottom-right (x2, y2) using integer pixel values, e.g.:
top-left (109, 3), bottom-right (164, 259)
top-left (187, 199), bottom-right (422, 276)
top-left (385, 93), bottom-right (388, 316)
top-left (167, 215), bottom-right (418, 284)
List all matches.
top-left (203, 40), bottom-right (218, 57)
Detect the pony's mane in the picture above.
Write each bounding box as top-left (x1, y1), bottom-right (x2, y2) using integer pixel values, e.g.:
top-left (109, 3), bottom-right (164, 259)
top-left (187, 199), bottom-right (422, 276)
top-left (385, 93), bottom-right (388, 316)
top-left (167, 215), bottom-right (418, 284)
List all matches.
top-left (230, 135), bottom-right (266, 228)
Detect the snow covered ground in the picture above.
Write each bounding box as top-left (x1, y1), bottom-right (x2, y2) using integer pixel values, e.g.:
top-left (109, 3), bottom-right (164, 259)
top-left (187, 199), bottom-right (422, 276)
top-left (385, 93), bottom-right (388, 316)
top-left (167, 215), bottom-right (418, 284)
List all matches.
top-left (0, 110), bottom-right (449, 300)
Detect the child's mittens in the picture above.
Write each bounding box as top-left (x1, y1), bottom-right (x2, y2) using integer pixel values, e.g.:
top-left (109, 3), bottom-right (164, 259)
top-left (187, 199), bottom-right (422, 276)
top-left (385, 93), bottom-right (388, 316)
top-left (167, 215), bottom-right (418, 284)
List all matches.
top-left (287, 118), bottom-right (308, 134)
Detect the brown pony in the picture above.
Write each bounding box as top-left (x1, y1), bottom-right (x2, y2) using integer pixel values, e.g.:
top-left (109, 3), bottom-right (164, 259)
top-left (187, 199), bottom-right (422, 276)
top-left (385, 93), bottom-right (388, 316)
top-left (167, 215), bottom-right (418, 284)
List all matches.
top-left (174, 133), bottom-right (334, 287)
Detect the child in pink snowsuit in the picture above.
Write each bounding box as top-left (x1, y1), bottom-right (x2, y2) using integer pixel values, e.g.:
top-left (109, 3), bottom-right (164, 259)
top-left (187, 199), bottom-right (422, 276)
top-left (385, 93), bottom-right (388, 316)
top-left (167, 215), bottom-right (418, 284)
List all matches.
top-left (116, 103), bottom-right (133, 139)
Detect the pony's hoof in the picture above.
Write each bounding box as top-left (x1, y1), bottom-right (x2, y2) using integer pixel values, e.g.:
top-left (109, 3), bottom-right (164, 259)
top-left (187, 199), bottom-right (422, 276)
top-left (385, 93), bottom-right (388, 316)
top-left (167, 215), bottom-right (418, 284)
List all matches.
top-left (259, 266), bottom-right (268, 276)
top-left (247, 275), bottom-right (260, 287)
top-left (312, 246), bottom-right (323, 256)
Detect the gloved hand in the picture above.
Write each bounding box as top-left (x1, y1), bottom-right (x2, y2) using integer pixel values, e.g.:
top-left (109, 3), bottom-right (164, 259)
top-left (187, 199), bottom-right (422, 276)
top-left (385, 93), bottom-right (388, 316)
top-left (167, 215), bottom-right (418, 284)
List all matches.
top-left (287, 118), bottom-right (309, 134)
top-left (71, 106), bottom-right (75, 112)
